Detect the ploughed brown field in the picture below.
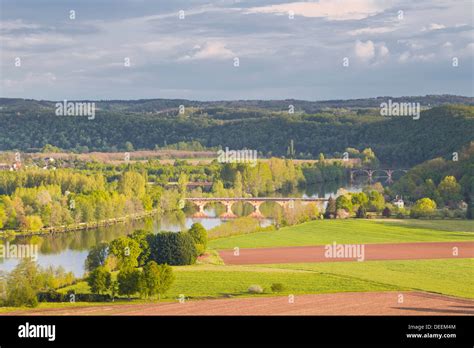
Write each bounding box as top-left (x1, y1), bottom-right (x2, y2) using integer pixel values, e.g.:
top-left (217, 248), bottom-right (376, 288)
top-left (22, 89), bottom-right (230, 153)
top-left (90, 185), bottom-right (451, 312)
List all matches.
top-left (218, 242), bottom-right (474, 265)
top-left (3, 292), bottom-right (473, 316)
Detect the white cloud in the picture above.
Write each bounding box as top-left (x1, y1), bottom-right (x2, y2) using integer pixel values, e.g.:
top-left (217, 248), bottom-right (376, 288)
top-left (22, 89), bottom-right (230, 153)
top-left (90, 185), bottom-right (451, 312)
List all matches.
top-left (0, 19), bottom-right (41, 31)
top-left (3, 72), bottom-right (57, 89)
top-left (398, 51), bottom-right (435, 63)
top-left (422, 23), bottom-right (446, 31)
top-left (355, 40), bottom-right (375, 60)
top-left (378, 44), bottom-right (390, 58)
top-left (179, 42), bottom-right (235, 61)
top-left (348, 26), bottom-right (395, 36)
top-left (0, 33), bottom-right (74, 49)
top-left (245, 0), bottom-right (391, 21)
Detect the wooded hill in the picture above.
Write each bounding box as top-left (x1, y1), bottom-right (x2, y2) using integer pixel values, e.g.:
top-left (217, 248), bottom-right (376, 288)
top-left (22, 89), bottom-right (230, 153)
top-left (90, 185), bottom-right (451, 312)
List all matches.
top-left (0, 97), bottom-right (473, 167)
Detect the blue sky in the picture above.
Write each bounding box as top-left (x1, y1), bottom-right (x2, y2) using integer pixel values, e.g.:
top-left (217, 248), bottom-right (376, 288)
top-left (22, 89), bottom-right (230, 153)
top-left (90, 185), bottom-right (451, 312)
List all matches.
top-left (0, 0), bottom-right (473, 100)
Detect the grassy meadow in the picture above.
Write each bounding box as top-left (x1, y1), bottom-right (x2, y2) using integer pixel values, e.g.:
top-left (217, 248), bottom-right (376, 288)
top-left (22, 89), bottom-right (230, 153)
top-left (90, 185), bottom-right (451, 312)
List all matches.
top-left (208, 219), bottom-right (474, 250)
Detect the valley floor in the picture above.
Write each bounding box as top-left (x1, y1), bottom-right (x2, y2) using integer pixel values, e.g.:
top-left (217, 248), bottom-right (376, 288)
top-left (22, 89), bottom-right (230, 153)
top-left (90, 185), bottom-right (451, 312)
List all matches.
top-left (2, 219), bottom-right (473, 315)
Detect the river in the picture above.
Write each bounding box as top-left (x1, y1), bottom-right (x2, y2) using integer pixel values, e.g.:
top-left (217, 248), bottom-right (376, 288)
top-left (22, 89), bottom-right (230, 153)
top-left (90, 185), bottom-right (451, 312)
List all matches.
top-left (0, 180), bottom-right (372, 276)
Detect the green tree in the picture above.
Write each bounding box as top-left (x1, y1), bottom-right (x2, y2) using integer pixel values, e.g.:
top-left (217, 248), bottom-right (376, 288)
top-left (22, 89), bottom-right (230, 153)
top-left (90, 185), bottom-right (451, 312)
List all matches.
top-left (110, 280), bottom-right (119, 302)
top-left (410, 198), bottom-right (437, 218)
top-left (188, 223), bottom-right (208, 255)
top-left (139, 261), bottom-right (175, 300)
top-left (336, 195), bottom-right (353, 212)
top-left (423, 179), bottom-right (443, 206)
top-left (109, 237), bottom-right (141, 270)
top-left (233, 171), bottom-right (243, 196)
top-left (5, 259), bottom-right (43, 307)
top-left (87, 266), bottom-right (111, 295)
top-left (124, 141), bottom-right (134, 151)
top-left (466, 197), bottom-right (473, 220)
top-left (438, 176), bottom-right (462, 205)
top-left (324, 197), bottom-right (337, 219)
top-left (118, 171), bottom-right (146, 199)
top-left (361, 148), bottom-right (379, 167)
top-left (177, 172), bottom-right (188, 196)
top-left (118, 269), bottom-right (141, 299)
top-left (42, 144), bottom-right (61, 153)
top-left (211, 180), bottom-right (225, 196)
top-left (367, 191), bottom-right (385, 212)
top-left (0, 204), bottom-right (6, 229)
top-left (85, 242), bottom-right (109, 272)
top-left (155, 264), bottom-right (175, 300)
top-left (287, 140), bottom-right (295, 158)
top-left (148, 231), bottom-right (198, 265)
top-left (129, 230), bottom-right (151, 267)
top-left (351, 192), bottom-right (368, 207)
top-left (24, 215), bottom-right (43, 231)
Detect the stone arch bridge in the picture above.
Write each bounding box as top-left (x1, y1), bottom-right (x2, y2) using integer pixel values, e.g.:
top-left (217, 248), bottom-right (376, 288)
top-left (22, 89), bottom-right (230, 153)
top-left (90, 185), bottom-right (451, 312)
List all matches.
top-left (350, 169), bottom-right (408, 183)
top-left (185, 197), bottom-right (328, 219)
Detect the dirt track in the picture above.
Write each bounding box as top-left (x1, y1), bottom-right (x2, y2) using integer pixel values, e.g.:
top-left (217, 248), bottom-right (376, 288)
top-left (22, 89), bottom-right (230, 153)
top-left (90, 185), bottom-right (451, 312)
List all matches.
top-left (3, 291), bottom-right (473, 316)
top-left (218, 241), bottom-right (474, 265)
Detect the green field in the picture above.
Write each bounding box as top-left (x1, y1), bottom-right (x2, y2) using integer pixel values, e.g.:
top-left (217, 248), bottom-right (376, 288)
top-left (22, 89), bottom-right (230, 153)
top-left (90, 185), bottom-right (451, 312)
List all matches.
top-left (208, 219), bottom-right (474, 249)
top-left (265, 258), bottom-right (474, 299)
top-left (55, 257), bottom-right (473, 303)
top-left (57, 263), bottom-right (397, 300)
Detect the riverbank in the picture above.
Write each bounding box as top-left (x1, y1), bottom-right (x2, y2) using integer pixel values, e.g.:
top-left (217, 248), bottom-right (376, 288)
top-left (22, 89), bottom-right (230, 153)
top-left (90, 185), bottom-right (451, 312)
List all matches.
top-left (0, 209), bottom-right (160, 239)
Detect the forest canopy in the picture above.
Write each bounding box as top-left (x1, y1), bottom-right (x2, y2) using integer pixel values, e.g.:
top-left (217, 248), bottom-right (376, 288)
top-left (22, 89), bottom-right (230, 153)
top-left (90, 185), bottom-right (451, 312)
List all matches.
top-left (0, 98), bottom-right (473, 167)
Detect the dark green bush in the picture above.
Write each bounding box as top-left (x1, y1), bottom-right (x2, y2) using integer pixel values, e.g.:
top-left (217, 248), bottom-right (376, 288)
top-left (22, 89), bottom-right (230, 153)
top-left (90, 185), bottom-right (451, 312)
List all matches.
top-left (37, 290), bottom-right (111, 302)
top-left (147, 231), bottom-right (198, 265)
top-left (270, 283), bottom-right (285, 292)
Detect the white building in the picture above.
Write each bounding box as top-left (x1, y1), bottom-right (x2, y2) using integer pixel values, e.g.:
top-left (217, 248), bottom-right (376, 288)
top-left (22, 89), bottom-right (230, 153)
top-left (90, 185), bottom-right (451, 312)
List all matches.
top-left (392, 196), bottom-right (404, 209)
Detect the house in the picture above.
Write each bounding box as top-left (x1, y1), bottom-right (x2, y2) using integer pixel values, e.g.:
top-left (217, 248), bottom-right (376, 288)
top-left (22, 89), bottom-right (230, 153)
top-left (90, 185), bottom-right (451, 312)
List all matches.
top-left (392, 196), bottom-right (404, 209)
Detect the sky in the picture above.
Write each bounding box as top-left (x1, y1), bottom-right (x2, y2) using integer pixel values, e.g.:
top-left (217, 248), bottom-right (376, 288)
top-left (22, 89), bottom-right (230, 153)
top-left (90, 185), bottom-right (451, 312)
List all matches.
top-left (0, 0), bottom-right (473, 101)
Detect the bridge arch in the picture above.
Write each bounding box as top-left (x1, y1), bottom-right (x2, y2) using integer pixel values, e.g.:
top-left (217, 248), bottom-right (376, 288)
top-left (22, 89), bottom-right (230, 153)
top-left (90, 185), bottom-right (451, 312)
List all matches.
top-left (185, 197), bottom-right (328, 219)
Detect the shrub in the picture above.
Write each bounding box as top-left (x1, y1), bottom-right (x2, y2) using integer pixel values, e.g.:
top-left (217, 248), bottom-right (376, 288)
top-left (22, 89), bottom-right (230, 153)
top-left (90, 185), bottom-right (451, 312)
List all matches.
top-left (118, 269), bottom-right (141, 299)
top-left (37, 291), bottom-right (111, 303)
top-left (37, 289), bottom-right (63, 303)
top-left (148, 231), bottom-right (198, 265)
top-left (248, 285), bottom-right (264, 294)
top-left (382, 207), bottom-right (391, 218)
top-left (282, 202), bottom-right (320, 226)
top-left (270, 283), bottom-right (285, 293)
top-left (87, 266), bottom-right (111, 295)
top-left (356, 206), bottom-right (367, 218)
top-left (207, 217), bottom-right (261, 239)
top-left (410, 198), bottom-right (437, 218)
